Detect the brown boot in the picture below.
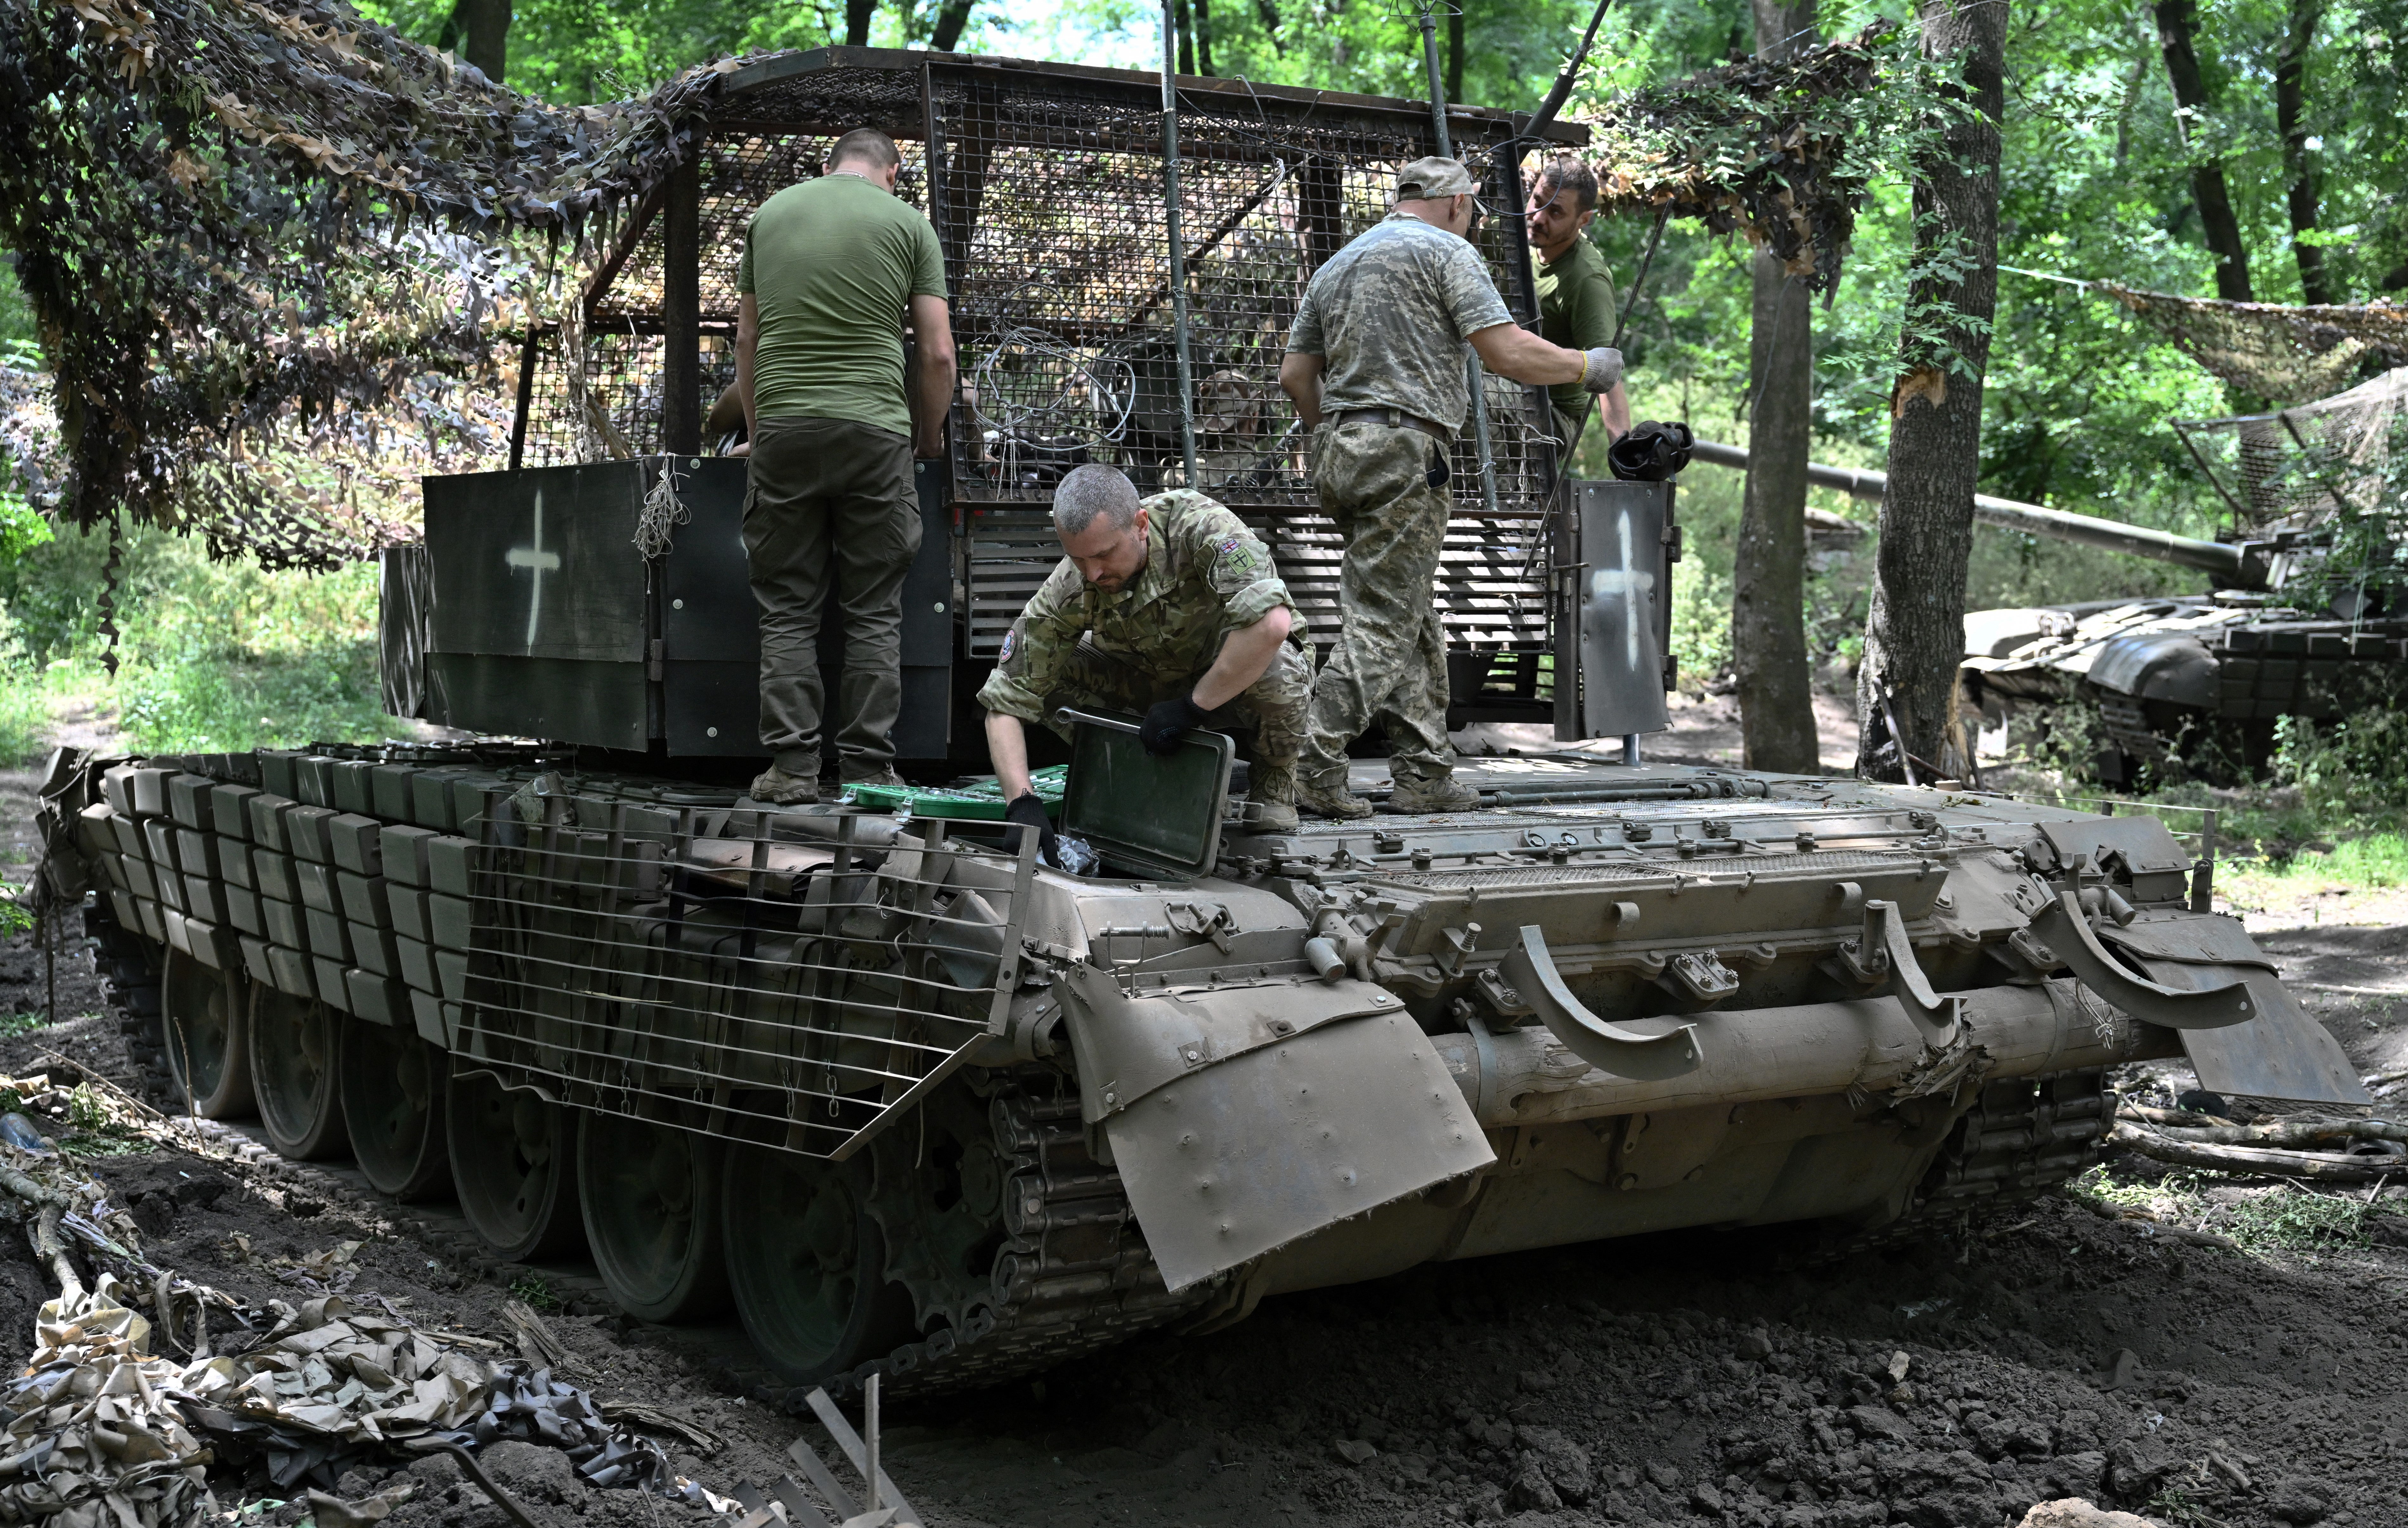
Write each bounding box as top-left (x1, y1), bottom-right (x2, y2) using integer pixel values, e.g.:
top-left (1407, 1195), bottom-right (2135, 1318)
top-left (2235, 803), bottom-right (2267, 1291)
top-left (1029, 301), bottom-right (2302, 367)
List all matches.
top-left (1245, 764), bottom-right (1301, 832)
top-left (1387, 772), bottom-right (1483, 814)
top-left (842, 764), bottom-right (904, 789)
top-left (748, 764), bottom-right (819, 805)
top-left (1295, 769), bottom-right (1372, 820)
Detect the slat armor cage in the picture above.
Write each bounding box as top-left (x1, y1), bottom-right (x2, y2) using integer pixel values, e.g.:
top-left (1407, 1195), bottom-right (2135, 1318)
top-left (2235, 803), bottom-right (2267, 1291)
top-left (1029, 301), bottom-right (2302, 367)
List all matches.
top-left (454, 783), bottom-right (1038, 1161)
top-left (511, 49), bottom-right (1584, 695)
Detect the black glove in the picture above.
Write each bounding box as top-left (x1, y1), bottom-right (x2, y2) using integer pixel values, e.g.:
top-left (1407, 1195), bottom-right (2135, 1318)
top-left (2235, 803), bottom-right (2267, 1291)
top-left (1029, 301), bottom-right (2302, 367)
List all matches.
top-left (1140, 692), bottom-right (1210, 756)
top-left (1003, 792), bottom-right (1059, 867)
top-left (1608, 420), bottom-right (1696, 482)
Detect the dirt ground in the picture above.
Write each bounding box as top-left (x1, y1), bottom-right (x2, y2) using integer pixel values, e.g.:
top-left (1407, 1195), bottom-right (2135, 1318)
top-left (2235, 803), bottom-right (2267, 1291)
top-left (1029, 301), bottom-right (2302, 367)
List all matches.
top-left (4, 721), bottom-right (2406, 1528)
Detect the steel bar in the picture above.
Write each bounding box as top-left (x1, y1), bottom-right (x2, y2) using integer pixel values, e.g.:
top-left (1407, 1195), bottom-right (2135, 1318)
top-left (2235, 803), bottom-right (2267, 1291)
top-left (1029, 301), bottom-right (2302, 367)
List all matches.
top-left (1160, 0), bottom-right (1201, 487)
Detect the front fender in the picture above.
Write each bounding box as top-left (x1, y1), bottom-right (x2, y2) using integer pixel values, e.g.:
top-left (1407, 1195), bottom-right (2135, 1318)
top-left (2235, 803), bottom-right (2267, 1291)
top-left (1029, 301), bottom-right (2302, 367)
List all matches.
top-left (1059, 966), bottom-right (1494, 1290)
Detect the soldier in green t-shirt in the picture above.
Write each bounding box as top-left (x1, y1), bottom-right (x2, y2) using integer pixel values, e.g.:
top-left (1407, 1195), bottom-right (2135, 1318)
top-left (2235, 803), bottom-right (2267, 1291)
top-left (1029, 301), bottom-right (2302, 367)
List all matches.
top-left (1527, 156), bottom-right (1630, 455)
top-left (1277, 157), bottom-right (1621, 819)
top-left (734, 127), bottom-right (957, 805)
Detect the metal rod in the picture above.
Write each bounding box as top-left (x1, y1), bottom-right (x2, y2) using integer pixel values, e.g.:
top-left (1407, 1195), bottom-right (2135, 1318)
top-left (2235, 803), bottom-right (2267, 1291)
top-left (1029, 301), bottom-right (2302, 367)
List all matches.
top-left (1527, 0), bottom-right (1619, 142)
top-left (1160, 0), bottom-right (1201, 488)
top-left (1416, 4), bottom-right (1503, 518)
top-left (1610, 204), bottom-right (1668, 350)
top-left (865, 1372), bottom-right (881, 1512)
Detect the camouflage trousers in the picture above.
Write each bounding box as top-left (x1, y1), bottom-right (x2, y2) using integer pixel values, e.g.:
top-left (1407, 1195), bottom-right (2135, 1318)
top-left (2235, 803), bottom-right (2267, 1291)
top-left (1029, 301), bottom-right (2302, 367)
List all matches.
top-left (1034, 638), bottom-right (1313, 771)
top-left (1299, 419), bottom-right (1457, 784)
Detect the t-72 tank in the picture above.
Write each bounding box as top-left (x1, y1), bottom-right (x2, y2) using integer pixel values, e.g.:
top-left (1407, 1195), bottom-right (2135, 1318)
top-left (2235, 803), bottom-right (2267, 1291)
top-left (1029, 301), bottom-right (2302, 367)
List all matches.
top-left (1697, 373), bottom-right (2408, 783)
top-left (32, 721), bottom-right (2367, 1401)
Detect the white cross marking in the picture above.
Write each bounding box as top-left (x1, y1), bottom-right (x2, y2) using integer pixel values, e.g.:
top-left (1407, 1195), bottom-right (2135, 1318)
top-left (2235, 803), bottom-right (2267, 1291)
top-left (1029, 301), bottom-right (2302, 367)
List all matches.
top-left (1586, 507), bottom-right (1655, 675)
top-left (504, 486), bottom-right (561, 651)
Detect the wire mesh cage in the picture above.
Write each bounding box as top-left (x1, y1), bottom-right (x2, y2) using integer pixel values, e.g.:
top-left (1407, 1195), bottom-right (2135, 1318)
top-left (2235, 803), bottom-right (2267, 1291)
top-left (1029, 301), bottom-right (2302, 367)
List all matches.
top-left (450, 781), bottom-right (1037, 1162)
top-left (509, 51), bottom-right (1575, 675)
top-left (2174, 367), bottom-right (2408, 531)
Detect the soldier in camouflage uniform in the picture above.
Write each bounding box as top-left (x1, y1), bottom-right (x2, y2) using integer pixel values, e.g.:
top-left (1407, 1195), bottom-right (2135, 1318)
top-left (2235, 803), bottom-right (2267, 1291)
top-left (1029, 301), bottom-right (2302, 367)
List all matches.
top-left (1277, 156), bottom-right (1623, 818)
top-left (980, 465), bottom-right (1310, 840)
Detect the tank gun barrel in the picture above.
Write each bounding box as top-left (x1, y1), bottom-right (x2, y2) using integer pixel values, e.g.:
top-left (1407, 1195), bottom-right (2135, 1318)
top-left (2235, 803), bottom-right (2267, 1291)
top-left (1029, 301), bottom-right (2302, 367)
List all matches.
top-left (1687, 439), bottom-right (2250, 582)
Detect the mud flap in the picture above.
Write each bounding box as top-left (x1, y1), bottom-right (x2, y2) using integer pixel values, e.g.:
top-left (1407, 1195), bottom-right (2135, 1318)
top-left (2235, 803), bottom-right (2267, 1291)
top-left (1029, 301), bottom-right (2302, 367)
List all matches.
top-left (1058, 966), bottom-right (1493, 1291)
top-left (2093, 910), bottom-right (2370, 1107)
top-left (1104, 1012), bottom-right (1493, 1291)
top-left (2142, 961), bottom-right (2369, 1107)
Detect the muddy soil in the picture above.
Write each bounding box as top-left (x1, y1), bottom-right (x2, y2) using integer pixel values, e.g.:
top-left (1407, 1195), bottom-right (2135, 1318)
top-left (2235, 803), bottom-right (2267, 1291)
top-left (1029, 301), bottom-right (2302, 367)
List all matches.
top-left (5, 760), bottom-right (2406, 1528)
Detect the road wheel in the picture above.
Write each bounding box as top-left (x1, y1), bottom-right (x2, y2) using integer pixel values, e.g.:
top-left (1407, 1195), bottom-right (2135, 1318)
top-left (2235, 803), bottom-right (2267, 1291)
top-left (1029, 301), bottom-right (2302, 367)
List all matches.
top-left (340, 1021), bottom-right (450, 1199)
top-left (448, 1070), bottom-right (585, 1261)
top-left (161, 948), bottom-right (254, 1119)
top-left (579, 1114), bottom-right (729, 1323)
top-left (724, 1145), bottom-right (915, 1386)
top-left (248, 985), bottom-right (347, 1159)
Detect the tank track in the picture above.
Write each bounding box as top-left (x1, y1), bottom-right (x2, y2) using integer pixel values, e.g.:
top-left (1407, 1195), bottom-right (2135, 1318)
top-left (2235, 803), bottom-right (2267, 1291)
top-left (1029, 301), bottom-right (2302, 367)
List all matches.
top-left (80, 897), bottom-right (1213, 1401)
top-left (86, 901), bottom-right (174, 1102)
top-left (1824, 1067), bottom-right (2117, 1258)
top-left (846, 1091), bottom-right (1223, 1402)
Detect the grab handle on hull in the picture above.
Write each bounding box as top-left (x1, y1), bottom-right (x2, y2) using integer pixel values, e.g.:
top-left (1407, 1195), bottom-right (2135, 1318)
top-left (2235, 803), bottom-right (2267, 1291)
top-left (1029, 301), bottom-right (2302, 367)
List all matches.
top-left (1500, 924), bottom-right (1701, 1081)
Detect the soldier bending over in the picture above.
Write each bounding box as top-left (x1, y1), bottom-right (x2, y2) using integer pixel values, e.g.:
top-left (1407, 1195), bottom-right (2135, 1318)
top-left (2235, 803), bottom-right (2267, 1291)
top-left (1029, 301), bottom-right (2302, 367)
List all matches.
top-left (980, 465), bottom-right (1311, 852)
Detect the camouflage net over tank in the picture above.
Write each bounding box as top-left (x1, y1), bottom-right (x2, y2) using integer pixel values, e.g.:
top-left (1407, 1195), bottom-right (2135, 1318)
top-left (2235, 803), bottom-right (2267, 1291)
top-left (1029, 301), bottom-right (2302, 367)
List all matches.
top-left (2176, 366), bottom-right (2408, 606)
top-left (0, 0), bottom-right (737, 567)
top-left (1574, 26), bottom-right (1892, 293)
top-left (0, 0), bottom-right (1894, 568)
top-left (2099, 283), bottom-right (2408, 405)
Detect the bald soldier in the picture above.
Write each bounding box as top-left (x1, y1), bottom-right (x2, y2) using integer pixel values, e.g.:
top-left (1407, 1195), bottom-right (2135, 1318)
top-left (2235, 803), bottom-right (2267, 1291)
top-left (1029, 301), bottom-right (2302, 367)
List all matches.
top-left (979, 466), bottom-right (1312, 849)
top-left (1279, 156), bottom-right (1621, 818)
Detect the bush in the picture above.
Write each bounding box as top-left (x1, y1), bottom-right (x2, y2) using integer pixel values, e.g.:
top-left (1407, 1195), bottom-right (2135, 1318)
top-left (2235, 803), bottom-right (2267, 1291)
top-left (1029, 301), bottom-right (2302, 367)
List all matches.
top-left (2270, 709), bottom-right (2408, 832)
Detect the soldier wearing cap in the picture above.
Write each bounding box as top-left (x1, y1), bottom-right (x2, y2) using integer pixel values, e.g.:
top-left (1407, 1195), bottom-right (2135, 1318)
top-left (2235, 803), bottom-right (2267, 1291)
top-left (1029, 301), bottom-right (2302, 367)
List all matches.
top-left (979, 465), bottom-right (1311, 852)
top-left (1278, 156), bottom-right (1622, 819)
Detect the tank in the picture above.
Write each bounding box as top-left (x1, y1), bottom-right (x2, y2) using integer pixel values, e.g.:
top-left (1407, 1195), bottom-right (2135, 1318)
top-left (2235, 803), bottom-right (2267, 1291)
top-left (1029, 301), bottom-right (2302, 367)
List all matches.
top-left (33, 720), bottom-right (2368, 1401)
top-left (1695, 374), bottom-right (2408, 783)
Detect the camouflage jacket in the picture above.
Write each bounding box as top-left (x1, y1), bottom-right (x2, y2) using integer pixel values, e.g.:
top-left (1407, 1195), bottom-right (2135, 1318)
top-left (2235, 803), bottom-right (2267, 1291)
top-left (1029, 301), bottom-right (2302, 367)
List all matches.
top-left (1285, 212), bottom-right (1513, 431)
top-left (976, 490), bottom-right (1299, 723)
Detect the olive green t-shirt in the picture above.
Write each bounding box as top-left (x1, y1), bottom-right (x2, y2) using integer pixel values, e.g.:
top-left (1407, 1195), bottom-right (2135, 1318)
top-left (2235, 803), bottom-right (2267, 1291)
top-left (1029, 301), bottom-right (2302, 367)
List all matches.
top-left (1534, 233), bottom-right (1618, 428)
top-left (737, 173), bottom-right (948, 439)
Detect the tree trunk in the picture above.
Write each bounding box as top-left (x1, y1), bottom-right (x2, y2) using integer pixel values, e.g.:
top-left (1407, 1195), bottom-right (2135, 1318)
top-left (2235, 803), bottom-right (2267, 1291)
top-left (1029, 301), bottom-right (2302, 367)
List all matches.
top-left (1175, 0), bottom-right (1195, 74)
top-left (2276, 0), bottom-right (2330, 304)
top-left (931, 0), bottom-right (976, 51)
top-left (1446, 6), bottom-right (1464, 101)
top-left (1732, 0), bottom-right (1821, 774)
top-left (1855, 0), bottom-right (2005, 784)
top-left (1194, 0), bottom-right (1216, 73)
top-left (2152, 0), bottom-right (2254, 302)
top-left (846, 0), bottom-right (877, 47)
top-left (441, 0), bottom-right (510, 82)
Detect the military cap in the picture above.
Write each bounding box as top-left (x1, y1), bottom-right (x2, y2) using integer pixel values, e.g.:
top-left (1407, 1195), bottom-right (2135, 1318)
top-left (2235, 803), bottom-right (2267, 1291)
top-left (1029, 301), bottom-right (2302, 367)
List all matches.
top-left (1395, 156), bottom-right (1478, 200)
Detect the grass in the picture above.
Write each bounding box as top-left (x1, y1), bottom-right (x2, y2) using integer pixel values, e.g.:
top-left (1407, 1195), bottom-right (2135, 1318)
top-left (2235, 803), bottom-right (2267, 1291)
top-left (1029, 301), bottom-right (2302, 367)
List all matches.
top-left (2074, 1163), bottom-right (2382, 1257)
top-left (0, 520), bottom-right (399, 764)
top-left (509, 1272), bottom-right (562, 1311)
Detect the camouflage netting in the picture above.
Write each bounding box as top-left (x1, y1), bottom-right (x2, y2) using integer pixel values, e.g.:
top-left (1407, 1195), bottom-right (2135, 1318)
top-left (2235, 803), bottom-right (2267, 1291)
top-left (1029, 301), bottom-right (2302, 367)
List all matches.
top-left (0, 0), bottom-right (737, 567)
top-left (1576, 27), bottom-right (1890, 293)
top-left (1, 0), bottom-right (1894, 570)
top-left (2099, 282), bottom-right (2408, 405)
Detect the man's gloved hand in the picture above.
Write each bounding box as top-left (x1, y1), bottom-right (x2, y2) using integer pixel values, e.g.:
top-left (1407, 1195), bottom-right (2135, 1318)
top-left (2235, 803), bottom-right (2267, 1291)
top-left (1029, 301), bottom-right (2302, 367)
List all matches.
top-left (1003, 793), bottom-right (1059, 867)
top-left (1580, 346), bottom-right (1625, 394)
top-left (1140, 692), bottom-right (1210, 756)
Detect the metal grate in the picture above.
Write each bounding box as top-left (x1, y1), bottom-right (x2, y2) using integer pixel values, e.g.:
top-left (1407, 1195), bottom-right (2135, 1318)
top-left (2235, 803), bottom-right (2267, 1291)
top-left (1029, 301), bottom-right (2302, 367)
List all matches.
top-left (515, 52), bottom-right (1565, 663)
top-left (451, 791), bottom-right (1036, 1162)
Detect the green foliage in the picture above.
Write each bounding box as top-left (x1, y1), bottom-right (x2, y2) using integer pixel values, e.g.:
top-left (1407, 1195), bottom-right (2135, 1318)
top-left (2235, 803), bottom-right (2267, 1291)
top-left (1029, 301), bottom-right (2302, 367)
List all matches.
top-left (2076, 1164), bottom-right (2378, 1255)
top-left (2270, 707), bottom-right (2408, 831)
top-left (0, 1013), bottom-right (47, 1039)
top-left (509, 1272), bottom-right (562, 1311)
top-left (0, 520), bottom-right (394, 761)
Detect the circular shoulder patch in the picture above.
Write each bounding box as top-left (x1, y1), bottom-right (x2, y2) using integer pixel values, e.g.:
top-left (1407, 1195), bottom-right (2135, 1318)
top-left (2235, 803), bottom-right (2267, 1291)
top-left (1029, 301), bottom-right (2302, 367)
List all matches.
top-left (998, 628), bottom-right (1017, 663)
